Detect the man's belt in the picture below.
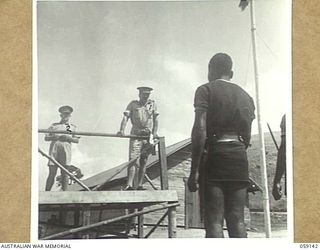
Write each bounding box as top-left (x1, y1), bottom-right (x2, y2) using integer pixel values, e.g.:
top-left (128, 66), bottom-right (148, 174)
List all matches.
top-left (215, 138), bottom-right (239, 143)
top-left (209, 133), bottom-right (241, 143)
top-left (134, 128), bottom-right (151, 136)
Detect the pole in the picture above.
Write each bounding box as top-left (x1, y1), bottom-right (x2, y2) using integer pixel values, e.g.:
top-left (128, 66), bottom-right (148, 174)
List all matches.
top-left (38, 129), bottom-right (149, 140)
top-left (249, 0), bottom-right (272, 237)
top-left (38, 148), bottom-right (91, 191)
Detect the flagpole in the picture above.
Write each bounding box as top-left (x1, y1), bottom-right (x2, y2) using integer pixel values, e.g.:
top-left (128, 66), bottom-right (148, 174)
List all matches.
top-left (249, 0), bottom-right (272, 238)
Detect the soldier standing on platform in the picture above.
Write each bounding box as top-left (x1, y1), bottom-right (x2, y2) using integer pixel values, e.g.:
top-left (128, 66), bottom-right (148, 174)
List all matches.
top-left (45, 106), bottom-right (80, 191)
top-left (117, 87), bottom-right (159, 190)
top-left (188, 53), bottom-right (255, 238)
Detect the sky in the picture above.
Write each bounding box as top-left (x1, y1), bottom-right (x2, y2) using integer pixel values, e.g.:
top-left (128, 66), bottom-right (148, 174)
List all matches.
top-left (37, 0), bottom-right (291, 190)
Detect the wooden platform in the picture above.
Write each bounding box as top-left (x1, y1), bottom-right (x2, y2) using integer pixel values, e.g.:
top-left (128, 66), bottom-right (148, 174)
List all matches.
top-left (39, 190), bottom-right (179, 239)
top-left (40, 190), bottom-right (178, 205)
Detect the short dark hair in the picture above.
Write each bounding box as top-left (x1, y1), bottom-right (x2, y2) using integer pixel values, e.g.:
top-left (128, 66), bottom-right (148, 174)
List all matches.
top-left (208, 53), bottom-right (233, 77)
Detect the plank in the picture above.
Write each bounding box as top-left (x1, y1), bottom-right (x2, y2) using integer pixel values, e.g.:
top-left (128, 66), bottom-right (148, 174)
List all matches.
top-left (39, 191), bottom-right (178, 205)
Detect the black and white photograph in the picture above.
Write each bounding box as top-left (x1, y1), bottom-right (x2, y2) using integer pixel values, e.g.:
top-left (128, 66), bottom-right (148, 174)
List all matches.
top-left (35, 0), bottom-right (291, 243)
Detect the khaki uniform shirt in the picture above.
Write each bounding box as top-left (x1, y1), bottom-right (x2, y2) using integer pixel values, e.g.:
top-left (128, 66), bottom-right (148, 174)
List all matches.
top-left (124, 100), bottom-right (159, 135)
top-left (46, 122), bottom-right (77, 166)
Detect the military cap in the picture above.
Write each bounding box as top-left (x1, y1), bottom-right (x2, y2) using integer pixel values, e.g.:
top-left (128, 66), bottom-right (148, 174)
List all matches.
top-left (58, 105), bottom-right (73, 114)
top-left (137, 86), bottom-right (153, 94)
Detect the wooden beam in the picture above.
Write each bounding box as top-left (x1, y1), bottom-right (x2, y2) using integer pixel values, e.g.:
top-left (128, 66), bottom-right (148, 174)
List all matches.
top-left (38, 129), bottom-right (149, 140)
top-left (168, 203), bottom-right (177, 238)
top-left (39, 191), bottom-right (178, 205)
top-left (144, 173), bottom-right (158, 190)
top-left (137, 209), bottom-right (144, 238)
top-left (144, 211), bottom-right (168, 238)
top-left (158, 137), bottom-right (169, 190)
top-left (183, 177), bottom-right (189, 229)
top-left (38, 148), bottom-right (91, 191)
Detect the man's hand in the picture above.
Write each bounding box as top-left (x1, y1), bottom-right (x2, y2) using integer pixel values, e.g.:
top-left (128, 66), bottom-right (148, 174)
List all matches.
top-left (59, 135), bottom-right (73, 142)
top-left (187, 172), bottom-right (199, 192)
top-left (58, 135), bottom-right (68, 142)
top-left (117, 131), bottom-right (124, 136)
top-left (272, 182), bottom-right (282, 200)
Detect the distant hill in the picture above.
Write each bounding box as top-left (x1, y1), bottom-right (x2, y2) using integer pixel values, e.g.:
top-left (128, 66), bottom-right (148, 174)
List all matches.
top-left (247, 132), bottom-right (287, 211)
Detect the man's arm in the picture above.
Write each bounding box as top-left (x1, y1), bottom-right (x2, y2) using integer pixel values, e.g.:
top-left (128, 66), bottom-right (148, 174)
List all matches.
top-left (44, 125), bottom-right (58, 141)
top-left (188, 110), bottom-right (207, 192)
top-left (117, 115), bottom-right (129, 135)
top-left (44, 134), bottom-right (58, 141)
top-left (67, 136), bottom-right (80, 143)
top-left (152, 115), bottom-right (159, 137)
top-left (272, 115), bottom-right (286, 200)
top-left (274, 144), bottom-right (286, 184)
top-left (272, 138), bottom-right (286, 200)
top-left (57, 134), bottom-right (80, 143)
top-left (239, 97), bottom-right (255, 148)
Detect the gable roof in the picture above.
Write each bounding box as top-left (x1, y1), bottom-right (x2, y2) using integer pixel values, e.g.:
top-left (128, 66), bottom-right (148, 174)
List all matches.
top-left (69, 138), bottom-right (191, 191)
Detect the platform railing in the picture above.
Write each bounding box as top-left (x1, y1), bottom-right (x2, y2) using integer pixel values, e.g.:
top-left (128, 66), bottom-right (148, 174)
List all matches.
top-left (38, 129), bottom-right (176, 239)
top-left (38, 129), bottom-right (169, 191)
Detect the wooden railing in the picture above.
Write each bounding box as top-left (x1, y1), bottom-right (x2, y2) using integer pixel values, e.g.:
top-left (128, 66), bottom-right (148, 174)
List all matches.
top-left (38, 130), bottom-right (169, 191)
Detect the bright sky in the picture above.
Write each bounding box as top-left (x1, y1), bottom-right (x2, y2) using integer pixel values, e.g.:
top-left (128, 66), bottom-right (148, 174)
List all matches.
top-left (37, 0), bottom-right (291, 190)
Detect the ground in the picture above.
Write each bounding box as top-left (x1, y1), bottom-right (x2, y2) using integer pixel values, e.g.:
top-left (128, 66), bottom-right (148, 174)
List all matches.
top-left (148, 212), bottom-right (287, 238)
top-left (149, 226), bottom-right (287, 238)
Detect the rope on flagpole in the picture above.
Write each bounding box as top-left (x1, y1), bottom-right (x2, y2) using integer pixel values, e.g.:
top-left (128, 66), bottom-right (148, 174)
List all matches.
top-left (256, 31), bottom-right (279, 60)
top-left (249, 0), bottom-right (272, 238)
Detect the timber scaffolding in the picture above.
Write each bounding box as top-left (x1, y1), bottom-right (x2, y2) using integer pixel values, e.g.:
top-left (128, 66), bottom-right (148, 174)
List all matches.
top-left (38, 129), bottom-right (179, 239)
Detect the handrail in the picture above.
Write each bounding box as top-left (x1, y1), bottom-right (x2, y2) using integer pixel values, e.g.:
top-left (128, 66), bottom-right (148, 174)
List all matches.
top-left (38, 128), bottom-right (168, 191)
top-left (38, 129), bottom-right (149, 140)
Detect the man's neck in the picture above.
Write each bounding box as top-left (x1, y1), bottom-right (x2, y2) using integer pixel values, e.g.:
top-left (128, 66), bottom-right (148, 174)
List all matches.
top-left (139, 99), bottom-right (148, 105)
top-left (209, 74), bottom-right (231, 82)
top-left (219, 76), bottom-right (231, 81)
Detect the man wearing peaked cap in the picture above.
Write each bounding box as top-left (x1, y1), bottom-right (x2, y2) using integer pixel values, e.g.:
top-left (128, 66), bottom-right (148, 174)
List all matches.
top-left (58, 105), bottom-right (73, 114)
top-left (117, 86), bottom-right (159, 191)
top-left (137, 86), bottom-right (153, 93)
top-left (44, 105), bottom-right (80, 191)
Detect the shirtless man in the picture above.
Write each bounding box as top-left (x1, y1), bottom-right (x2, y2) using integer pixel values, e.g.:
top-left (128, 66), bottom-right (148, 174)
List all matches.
top-left (188, 53), bottom-right (255, 237)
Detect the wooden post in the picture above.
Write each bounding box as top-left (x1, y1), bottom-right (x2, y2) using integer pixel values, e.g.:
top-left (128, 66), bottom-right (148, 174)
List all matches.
top-left (168, 203), bottom-right (177, 238)
top-left (137, 209), bottom-right (144, 238)
top-left (61, 170), bottom-right (68, 191)
top-left (158, 137), bottom-right (169, 190)
top-left (183, 178), bottom-right (189, 229)
top-left (82, 206), bottom-right (91, 239)
top-left (74, 207), bottom-right (80, 239)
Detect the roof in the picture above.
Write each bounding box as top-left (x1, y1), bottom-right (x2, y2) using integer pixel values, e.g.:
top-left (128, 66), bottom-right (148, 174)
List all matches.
top-left (69, 138), bottom-right (191, 191)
